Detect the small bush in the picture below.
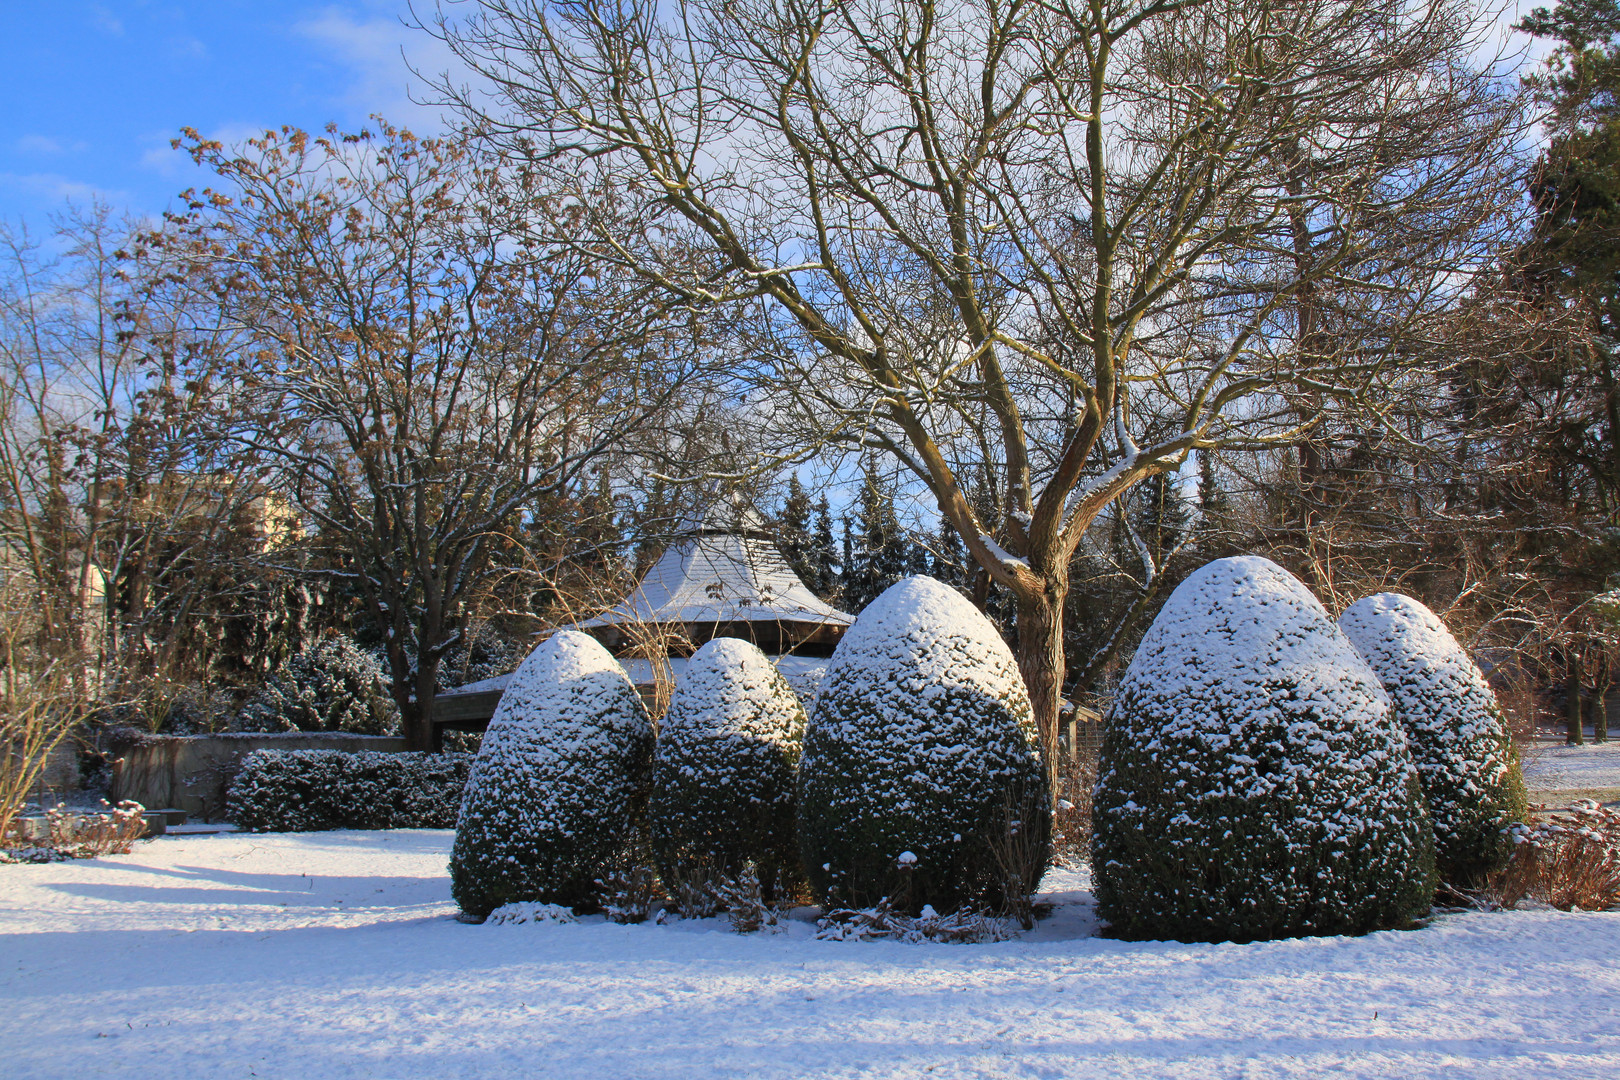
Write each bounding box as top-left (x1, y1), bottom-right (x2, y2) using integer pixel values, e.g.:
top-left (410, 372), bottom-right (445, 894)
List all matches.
top-left (1489, 802), bottom-right (1620, 911)
top-left (228, 750), bottom-right (472, 831)
top-left (798, 576), bottom-right (1049, 921)
top-left (449, 631), bottom-right (654, 919)
top-left (1340, 593), bottom-right (1528, 886)
top-left (238, 635), bottom-right (397, 735)
top-left (649, 637), bottom-right (807, 914)
top-left (1, 800), bottom-right (147, 863)
top-left (1093, 556), bottom-right (1437, 942)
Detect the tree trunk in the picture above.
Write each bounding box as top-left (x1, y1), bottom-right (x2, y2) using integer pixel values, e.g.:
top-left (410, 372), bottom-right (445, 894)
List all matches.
top-left (1592, 652), bottom-right (1610, 744)
top-left (1015, 582), bottom-right (1067, 792)
top-left (1566, 648), bottom-right (1586, 746)
top-left (407, 658), bottom-right (441, 754)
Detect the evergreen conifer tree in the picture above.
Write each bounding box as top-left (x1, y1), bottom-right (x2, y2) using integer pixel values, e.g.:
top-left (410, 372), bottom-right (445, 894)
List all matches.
top-left (810, 495), bottom-right (840, 601)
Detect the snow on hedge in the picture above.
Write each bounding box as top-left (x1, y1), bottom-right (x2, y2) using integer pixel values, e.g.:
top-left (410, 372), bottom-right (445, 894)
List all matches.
top-left (650, 637), bottom-right (807, 912)
top-left (1093, 556), bottom-right (1436, 942)
top-left (449, 630), bottom-right (653, 919)
top-left (230, 750), bottom-right (472, 832)
top-left (1340, 593), bottom-right (1526, 885)
top-left (799, 576), bottom-right (1048, 916)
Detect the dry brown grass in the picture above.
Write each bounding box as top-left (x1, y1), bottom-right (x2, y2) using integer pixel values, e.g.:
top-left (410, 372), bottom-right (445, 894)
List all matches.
top-left (1486, 801), bottom-right (1620, 911)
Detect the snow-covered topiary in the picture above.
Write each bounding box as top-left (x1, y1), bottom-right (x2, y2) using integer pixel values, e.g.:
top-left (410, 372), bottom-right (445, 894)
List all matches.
top-left (1340, 593), bottom-right (1527, 885)
top-left (1092, 556), bottom-right (1436, 942)
top-left (649, 637), bottom-right (807, 910)
top-left (798, 576), bottom-right (1049, 917)
top-left (237, 635), bottom-right (397, 735)
top-left (449, 630), bottom-right (654, 919)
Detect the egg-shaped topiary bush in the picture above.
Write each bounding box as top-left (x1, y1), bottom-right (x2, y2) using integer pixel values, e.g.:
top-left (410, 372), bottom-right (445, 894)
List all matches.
top-left (1092, 556), bottom-right (1436, 942)
top-left (798, 576), bottom-right (1049, 917)
top-left (1339, 593), bottom-right (1527, 886)
top-left (649, 637), bottom-right (808, 910)
top-left (449, 630), bottom-right (654, 919)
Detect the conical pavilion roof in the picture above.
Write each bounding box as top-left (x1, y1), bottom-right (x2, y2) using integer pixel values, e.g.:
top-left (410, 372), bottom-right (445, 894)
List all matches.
top-left (574, 504), bottom-right (852, 631)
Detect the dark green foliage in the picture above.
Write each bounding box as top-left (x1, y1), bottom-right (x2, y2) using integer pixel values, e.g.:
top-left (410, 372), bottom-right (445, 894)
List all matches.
top-left (229, 750), bottom-right (472, 831)
top-left (449, 631), bottom-right (654, 918)
top-left (649, 638), bottom-right (806, 907)
top-left (840, 464), bottom-right (930, 613)
top-left (776, 477), bottom-right (842, 602)
top-left (798, 576), bottom-right (1050, 916)
top-left (1093, 556), bottom-right (1437, 942)
top-left (1341, 593), bottom-right (1529, 886)
top-left (238, 635), bottom-right (397, 735)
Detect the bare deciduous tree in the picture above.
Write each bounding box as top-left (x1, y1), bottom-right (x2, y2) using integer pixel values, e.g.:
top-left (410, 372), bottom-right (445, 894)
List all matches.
top-left (157, 122), bottom-right (715, 749)
top-left (427, 0), bottom-right (1525, 769)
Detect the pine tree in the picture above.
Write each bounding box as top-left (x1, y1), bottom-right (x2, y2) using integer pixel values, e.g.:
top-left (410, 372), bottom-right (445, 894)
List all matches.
top-left (842, 465), bottom-right (921, 612)
top-left (777, 475), bottom-right (816, 589)
top-left (810, 495), bottom-right (840, 601)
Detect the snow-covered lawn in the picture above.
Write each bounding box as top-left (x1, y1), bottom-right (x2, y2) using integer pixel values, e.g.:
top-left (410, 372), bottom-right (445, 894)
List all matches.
top-left (1522, 740), bottom-right (1620, 794)
top-left (3, 830), bottom-right (1618, 1080)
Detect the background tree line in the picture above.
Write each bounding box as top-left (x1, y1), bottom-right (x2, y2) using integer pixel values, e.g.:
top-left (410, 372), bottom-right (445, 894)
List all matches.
top-left (4, 0), bottom-right (1620, 776)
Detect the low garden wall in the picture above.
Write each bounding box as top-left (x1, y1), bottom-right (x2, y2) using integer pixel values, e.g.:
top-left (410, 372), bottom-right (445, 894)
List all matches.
top-left (109, 732), bottom-right (408, 822)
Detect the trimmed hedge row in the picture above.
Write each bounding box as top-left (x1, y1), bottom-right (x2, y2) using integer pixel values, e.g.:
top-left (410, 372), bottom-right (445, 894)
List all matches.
top-left (229, 750), bottom-right (473, 832)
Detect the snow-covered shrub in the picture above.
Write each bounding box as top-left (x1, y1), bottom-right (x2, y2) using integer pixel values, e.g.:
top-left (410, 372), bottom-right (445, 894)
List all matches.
top-left (814, 900), bottom-right (1015, 944)
top-left (228, 750), bottom-right (472, 831)
top-left (798, 576), bottom-right (1049, 918)
top-left (237, 636), bottom-right (397, 735)
top-left (649, 637), bottom-right (807, 912)
top-left (449, 630), bottom-right (654, 919)
top-left (1092, 556), bottom-right (1437, 942)
top-left (485, 901), bottom-right (578, 925)
top-left (1340, 593), bottom-right (1528, 885)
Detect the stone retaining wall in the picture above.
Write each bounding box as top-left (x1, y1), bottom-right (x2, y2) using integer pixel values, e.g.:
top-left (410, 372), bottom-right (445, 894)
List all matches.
top-left (109, 733), bottom-right (408, 822)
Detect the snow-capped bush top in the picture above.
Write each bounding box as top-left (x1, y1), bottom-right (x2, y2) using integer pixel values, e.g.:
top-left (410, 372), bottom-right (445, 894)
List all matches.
top-left (1093, 555), bottom-right (1435, 940)
top-left (1339, 593), bottom-right (1495, 726)
top-left (474, 630), bottom-right (649, 781)
top-left (1339, 591), bottom-right (1523, 883)
top-left (817, 575), bottom-right (1027, 716)
top-left (661, 637), bottom-right (805, 752)
top-left (1123, 555), bottom-right (1390, 737)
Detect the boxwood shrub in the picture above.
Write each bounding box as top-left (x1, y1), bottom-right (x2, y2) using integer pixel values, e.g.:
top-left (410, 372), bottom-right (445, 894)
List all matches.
top-left (798, 575), bottom-right (1049, 917)
top-left (1093, 556), bottom-right (1437, 942)
top-left (229, 750), bottom-right (472, 831)
top-left (1341, 592), bottom-right (1528, 886)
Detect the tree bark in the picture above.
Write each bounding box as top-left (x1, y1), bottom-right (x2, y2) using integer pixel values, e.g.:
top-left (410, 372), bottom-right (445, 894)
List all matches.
top-left (1566, 648), bottom-right (1586, 746)
top-left (1015, 579), bottom-right (1068, 790)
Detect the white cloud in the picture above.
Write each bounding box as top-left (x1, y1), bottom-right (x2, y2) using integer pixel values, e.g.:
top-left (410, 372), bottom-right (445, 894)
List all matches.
top-left (0, 171), bottom-right (129, 208)
top-left (16, 135), bottom-right (88, 157)
top-left (293, 9), bottom-right (460, 131)
top-left (89, 3), bottom-right (123, 36)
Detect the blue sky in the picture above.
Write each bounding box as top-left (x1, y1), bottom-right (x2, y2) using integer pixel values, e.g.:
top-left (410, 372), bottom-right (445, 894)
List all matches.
top-left (1, 1), bottom-right (453, 226)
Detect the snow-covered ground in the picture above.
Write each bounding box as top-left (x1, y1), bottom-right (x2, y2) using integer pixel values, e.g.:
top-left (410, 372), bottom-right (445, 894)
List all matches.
top-left (1522, 740), bottom-right (1620, 794)
top-left (3, 830), bottom-right (1618, 1080)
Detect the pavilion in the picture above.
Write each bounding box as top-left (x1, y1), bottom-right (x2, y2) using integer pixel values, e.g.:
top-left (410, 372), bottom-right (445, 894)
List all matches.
top-left (430, 505), bottom-right (854, 748)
